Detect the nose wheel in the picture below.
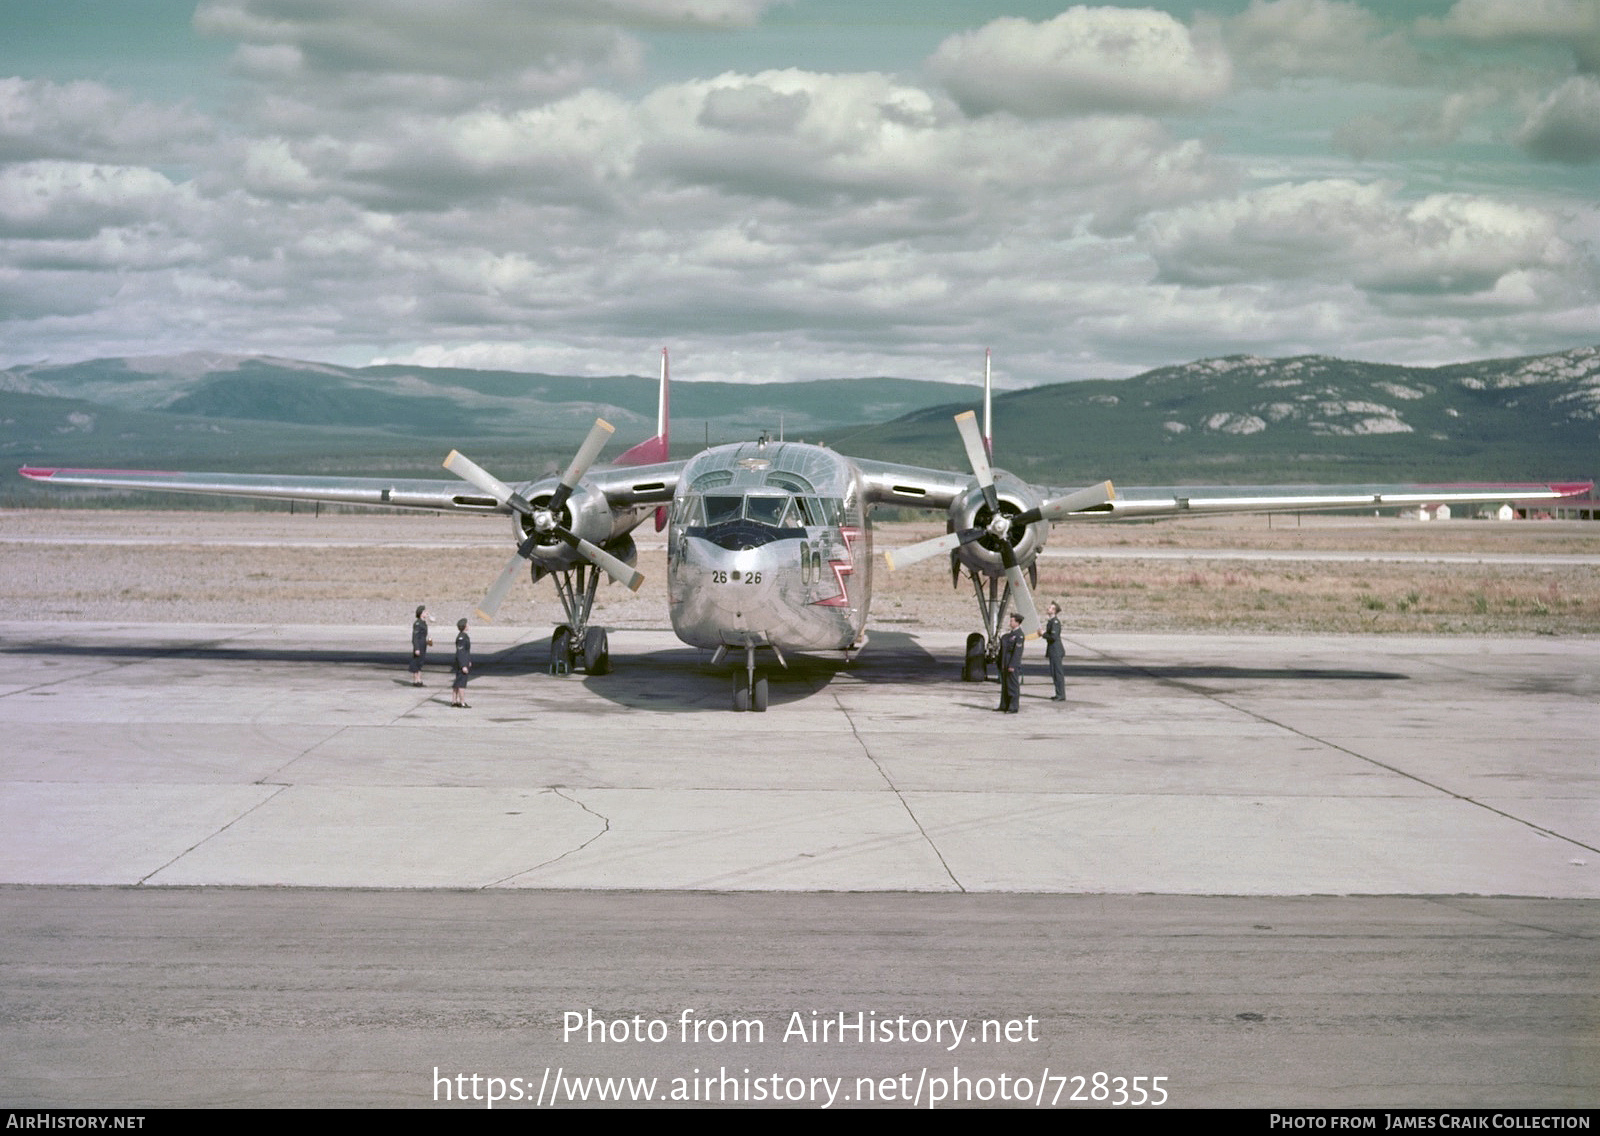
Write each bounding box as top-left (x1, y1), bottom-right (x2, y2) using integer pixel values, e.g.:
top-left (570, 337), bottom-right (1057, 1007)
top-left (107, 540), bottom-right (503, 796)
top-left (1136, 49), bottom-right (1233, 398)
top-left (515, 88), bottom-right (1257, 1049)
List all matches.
top-left (732, 664), bottom-right (769, 711)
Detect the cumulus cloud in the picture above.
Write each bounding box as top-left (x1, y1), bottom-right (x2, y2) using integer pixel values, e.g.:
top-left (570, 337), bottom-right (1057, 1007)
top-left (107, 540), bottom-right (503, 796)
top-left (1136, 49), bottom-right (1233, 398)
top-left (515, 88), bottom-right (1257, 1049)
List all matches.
top-left (1425, 0), bottom-right (1600, 71)
top-left (1141, 179), bottom-right (1567, 295)
top-left (4, 2), bottom-right (1596, 380)
top-left (1331, 86), bottom-right (1502, 158)
top-left (0, 78), bottom-right (211, 164)
top-left (0, 162), bottom-right (189, 240)
top-left (1515, 74), bottom-right (1600, 160)
top-left (634, 69), bottom-right (1225, 230)
top-left (928, 6), bottom-right (1231, 117)
top-left (698, 83), bottom-right (811, 133)
top-left (1225, 0), bottom-right (1422, 83)
top-left (195, 0), bottom-right (780, 104)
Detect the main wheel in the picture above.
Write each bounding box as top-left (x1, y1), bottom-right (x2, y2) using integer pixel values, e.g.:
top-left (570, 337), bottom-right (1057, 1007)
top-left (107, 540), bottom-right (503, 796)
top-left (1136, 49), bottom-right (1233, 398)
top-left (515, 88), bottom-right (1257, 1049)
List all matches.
top-left (551, 625), bottom-right (573, 674)
top-left (582, 626), bottom-right (609, 674)
top-left (751, 672), bottom-right (769, 712)
top-left (962, 632), bottom-right (987, 682)
top-left (732, 671), bottom-right (751, 712)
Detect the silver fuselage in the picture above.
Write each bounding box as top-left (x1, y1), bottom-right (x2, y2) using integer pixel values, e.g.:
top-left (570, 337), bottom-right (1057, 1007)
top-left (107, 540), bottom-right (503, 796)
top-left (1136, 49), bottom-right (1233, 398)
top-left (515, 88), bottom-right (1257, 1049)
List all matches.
top-left (666, 441), bottom-right (872, 652)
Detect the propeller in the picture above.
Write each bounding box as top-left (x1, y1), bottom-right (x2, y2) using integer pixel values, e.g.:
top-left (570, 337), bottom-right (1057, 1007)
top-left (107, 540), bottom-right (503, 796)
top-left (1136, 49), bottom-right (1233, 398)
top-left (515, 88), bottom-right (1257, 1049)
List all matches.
top-left (882, 410), bottom-right (1118, 632)
top-left (444, 418), bottom-right (644, 621)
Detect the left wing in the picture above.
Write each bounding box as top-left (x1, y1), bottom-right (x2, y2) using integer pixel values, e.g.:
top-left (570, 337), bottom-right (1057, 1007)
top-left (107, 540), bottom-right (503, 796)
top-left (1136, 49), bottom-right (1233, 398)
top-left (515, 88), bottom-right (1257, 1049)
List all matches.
top-left (1053, 480), bottom-right (1593, 521)
top-left (856, 460), bottom-right (1590, 520)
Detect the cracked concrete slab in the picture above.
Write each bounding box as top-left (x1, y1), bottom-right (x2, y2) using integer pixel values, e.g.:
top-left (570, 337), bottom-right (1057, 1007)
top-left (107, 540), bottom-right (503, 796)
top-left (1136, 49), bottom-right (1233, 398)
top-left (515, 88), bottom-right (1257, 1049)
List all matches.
top-left (0, 622), bottom-right (1594, 895)
top-left (148, 785), bottom-right (607, 887)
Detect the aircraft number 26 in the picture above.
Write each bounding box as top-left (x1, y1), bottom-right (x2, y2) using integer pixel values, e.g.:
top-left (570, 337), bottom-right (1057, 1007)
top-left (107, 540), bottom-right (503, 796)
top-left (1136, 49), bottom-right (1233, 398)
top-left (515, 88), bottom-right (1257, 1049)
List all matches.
top-left (710, 570), bottom-right (761, 584)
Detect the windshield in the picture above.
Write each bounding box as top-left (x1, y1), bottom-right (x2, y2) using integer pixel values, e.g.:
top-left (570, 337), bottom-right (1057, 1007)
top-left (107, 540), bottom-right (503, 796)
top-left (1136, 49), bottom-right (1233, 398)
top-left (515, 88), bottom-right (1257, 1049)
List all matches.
top-left (686, 492), bottom-right (823, 528)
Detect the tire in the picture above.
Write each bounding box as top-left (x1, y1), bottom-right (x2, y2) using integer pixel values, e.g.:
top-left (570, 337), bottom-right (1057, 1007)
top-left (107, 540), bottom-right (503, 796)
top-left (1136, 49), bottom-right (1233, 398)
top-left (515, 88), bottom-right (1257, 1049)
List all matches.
top-left (551, 625), bottom-right (573, 674)
top-left (732, 671), bottom-right (750, 712)
top-left (751, 673), bottom-right (769, 712)
top-left (962, 632), bottom-right (987, 682)
top-left (582, 627), bottom-right (608, 674)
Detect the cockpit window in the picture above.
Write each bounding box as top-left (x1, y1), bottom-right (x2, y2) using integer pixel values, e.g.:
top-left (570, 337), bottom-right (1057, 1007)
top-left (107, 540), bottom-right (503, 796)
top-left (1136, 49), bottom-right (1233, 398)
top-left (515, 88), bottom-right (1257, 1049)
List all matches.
top-left (744, 495), bottom-right (792, 527)
top-left (679, 491), bottom-right (843, 530)
top-left (798, 496), bottom-right (844, 527)
top-left (703, 494), bottom-right (744, 526)
top-left (671, 495), bottom-right (703, 526)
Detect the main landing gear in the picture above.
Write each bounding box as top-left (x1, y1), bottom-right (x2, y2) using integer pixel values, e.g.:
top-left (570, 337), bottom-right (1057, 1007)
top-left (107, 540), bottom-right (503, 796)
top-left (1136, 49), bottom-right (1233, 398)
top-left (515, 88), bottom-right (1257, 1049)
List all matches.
top-left (959, 567), bottom-right (1029, 682)
top-left (962, 631), bottom-right (989, 683)
top-left (547, 562), bottom-right (612, 676)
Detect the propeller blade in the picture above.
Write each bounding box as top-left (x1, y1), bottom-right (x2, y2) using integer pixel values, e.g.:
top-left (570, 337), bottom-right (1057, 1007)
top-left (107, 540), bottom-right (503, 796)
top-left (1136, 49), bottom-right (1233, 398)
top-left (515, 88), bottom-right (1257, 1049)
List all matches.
top-left (1005, 563), bottom-right (1041, 632)
top-left (475, 550), bottom-right (527, 621)
top-left (1013, 480), bottom-right (1116, 526)
top-left (884, 530), bottom-right (969, 571)
top-left (954, 411), bottom-right (999, 512)
top-left (550, 418), bottom-right (615, 512)
top-left (573, 535), bottom-right (645, 592)
top-left (443, 450), bottom-right (529, 513)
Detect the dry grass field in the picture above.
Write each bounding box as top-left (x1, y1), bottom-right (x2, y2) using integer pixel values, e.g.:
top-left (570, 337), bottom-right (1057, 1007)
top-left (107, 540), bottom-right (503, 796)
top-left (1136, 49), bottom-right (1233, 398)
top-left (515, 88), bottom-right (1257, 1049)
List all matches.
top-left (3, 508), bottom-right (1597, 636)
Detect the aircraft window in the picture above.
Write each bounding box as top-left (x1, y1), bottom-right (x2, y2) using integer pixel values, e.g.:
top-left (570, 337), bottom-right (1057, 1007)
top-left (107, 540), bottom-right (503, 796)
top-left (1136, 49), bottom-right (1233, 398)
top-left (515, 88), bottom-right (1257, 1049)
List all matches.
top-left (689, 470), bottom-right (734, 491)
top-left (799, 497), bottom-right (844, 527)
top-left (703, 494), bottom-right (744, 526)
top-left (765, 472), bottom-right (814, 493)
top-left (672, 495), bottom-right (704, 526)
top-left (744, 495), bottom-right (792, 527)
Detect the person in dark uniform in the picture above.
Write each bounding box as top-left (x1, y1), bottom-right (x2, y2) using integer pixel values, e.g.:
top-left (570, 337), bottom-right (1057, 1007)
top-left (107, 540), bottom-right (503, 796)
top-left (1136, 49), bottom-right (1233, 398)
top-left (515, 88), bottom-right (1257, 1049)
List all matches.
top-left (1043, 601), bottom-right (1066, 702)
top-left (995, 611), bottom-right (1025, 713)
top-left (451, 617), bottom-right (472, 708)
top-left (409, 604), bottom-right (432, 686)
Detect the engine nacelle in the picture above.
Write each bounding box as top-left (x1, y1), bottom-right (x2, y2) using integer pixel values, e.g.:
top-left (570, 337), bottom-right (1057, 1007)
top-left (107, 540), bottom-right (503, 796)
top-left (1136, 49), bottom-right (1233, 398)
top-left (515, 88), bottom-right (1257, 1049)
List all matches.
top-left (946, 470), bottom-right (1050, 577)
top-left (509, 478), bottom-right (615, 570)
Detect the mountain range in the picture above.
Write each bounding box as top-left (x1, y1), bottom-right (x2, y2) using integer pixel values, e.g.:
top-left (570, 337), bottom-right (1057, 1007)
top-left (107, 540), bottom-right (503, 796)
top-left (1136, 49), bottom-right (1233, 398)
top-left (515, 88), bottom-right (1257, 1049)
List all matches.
top-left (4, 346), bottom-right (1595, 503)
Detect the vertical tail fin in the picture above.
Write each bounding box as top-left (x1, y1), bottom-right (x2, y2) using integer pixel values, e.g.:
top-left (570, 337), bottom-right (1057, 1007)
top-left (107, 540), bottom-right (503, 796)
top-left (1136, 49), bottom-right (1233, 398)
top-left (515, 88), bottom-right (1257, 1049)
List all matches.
top-left (983, 348), bottom-right (993, 458)
top-left (615, 348), bottom-right (671, 466)
top-left (613, 348), bottom-right (672, 530)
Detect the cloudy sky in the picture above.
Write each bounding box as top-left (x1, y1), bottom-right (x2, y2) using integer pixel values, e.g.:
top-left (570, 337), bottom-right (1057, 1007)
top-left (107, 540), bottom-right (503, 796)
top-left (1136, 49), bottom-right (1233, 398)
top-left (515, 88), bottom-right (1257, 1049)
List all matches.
top-left (1, 1), bottom-right (1597, 384)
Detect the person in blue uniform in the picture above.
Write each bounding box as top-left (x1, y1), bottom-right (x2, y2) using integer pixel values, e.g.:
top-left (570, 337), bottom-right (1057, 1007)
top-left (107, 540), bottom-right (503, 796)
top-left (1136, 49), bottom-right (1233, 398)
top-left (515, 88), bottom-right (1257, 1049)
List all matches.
top-left (995, 612), bottom-right (1025, 713)
top-left (1043, 601), bottom-right (1066, 702)
top-left (409, 604), bottom-right (432, 686)
top-left (451, 618), bottom-right (472, 708)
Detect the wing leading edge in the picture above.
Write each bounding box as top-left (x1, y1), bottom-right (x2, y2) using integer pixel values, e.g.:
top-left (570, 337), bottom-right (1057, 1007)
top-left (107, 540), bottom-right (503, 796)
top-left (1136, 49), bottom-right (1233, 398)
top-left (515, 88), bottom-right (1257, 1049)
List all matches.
top-left (1070, 481), bottom-right (1593, 521)
top-left (855, 460), bottom-right (1589, 520)
top-left (19, 466), bottom-right (507, 512)
top-left (18, 462), bottom-right (685, 513)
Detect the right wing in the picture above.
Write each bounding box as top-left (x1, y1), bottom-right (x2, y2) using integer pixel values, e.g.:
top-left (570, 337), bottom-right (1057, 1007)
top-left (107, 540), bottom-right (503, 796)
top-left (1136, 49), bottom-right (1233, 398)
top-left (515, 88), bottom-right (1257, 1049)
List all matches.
top-left (19, 466), bottom-right (508, 513)
top-left (19, 459), bottom-right (686, 514)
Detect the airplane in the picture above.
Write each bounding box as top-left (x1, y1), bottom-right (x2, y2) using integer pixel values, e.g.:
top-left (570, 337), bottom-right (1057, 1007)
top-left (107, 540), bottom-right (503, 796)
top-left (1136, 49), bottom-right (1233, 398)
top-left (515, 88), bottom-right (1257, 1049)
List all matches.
top-left (20, 348), bottom-right (1592, 711)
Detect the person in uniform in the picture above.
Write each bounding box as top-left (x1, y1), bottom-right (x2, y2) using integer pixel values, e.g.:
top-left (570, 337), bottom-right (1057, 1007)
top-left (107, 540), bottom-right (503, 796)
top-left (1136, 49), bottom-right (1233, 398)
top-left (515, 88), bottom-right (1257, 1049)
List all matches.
top-left (1043, 601), bottom-right (1066, 702)
top-left (409, 604), bottom-right (432, 686)
top-left (995, 611), bottom-right (1025, 713)
top-left (451, 617), bottom-right (472, 708)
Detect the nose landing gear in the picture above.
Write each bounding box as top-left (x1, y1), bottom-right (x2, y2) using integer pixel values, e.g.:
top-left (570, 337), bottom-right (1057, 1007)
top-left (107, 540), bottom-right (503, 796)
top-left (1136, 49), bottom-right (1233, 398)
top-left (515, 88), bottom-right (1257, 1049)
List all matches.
top-left (731, 642), bottom-right (770, 711)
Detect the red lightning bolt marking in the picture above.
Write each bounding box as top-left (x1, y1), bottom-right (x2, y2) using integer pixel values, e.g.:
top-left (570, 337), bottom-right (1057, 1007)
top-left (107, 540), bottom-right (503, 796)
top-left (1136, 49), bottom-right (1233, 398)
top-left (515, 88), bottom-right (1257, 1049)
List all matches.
top-left (811, 526), bottom-right (860, 608)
